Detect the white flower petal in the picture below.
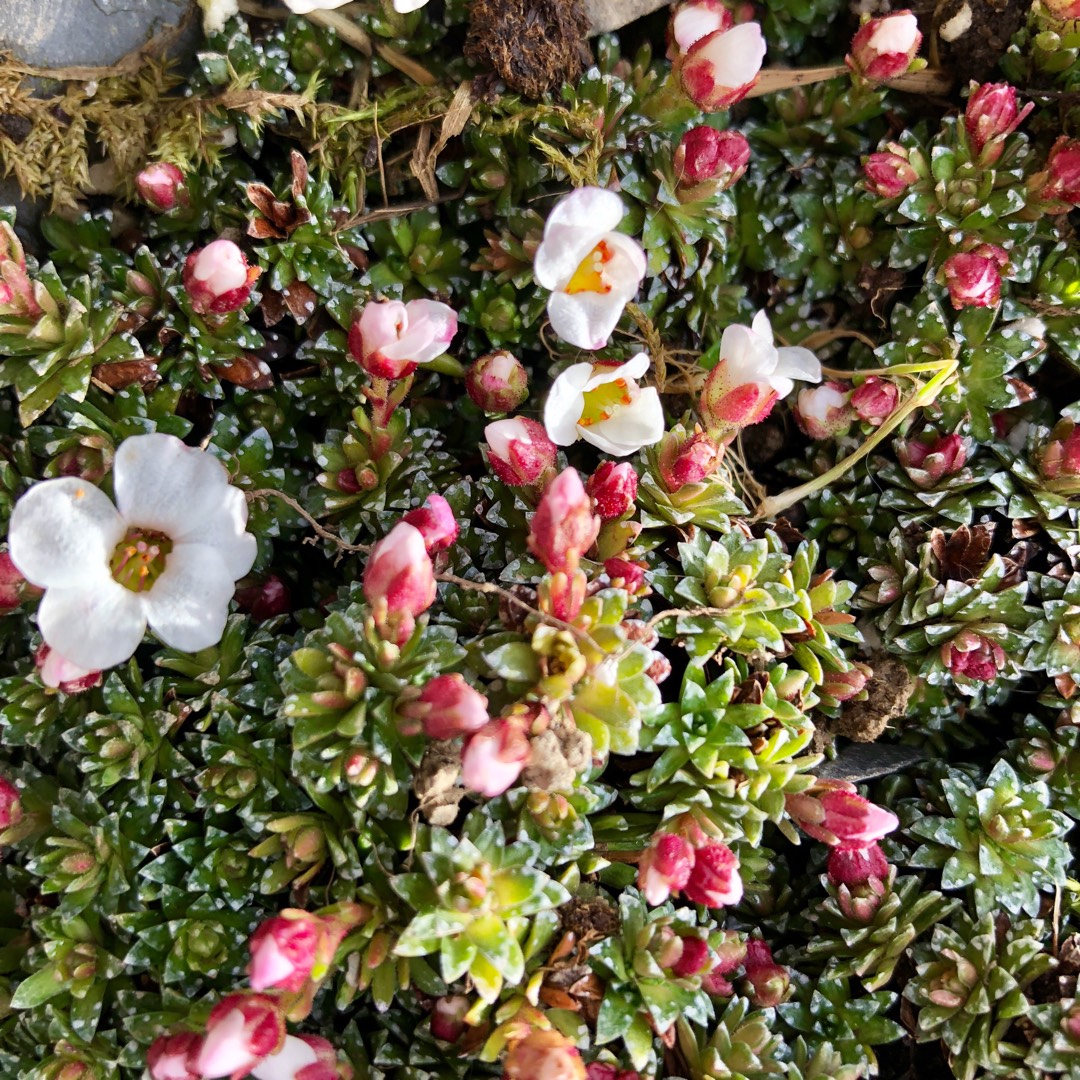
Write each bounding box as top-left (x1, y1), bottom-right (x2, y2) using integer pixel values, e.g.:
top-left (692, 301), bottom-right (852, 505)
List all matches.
top-left (869, 12), bottom-right (919, 54)
top-left (143, 543), bottom-right (237, 653)
top-left (544, 364), bottom-right (593, 446)
top-left (114, 433), bottom-right (233, 536)
top-left (775, 345), bottom-right (823, 384)
top-left (769, 376), bottom-right (795, 400)
top-left (719, 322), bottom-right (778, 385)
top-left (173, 485), bottom-right (257, 580)
top-left (601, 231), bottom-right (648, 291)
top-left (37, 575), bottom-right (146, 670)
top-left (585, 352), bottom-right (651, 390)
top-left (405, 299), bottom-right (458, 364)
top-left (695, 22), bottom-right (767, 90)
top-left (9, 477), bottom-right (125, 589)
top-left (533, 188), bottom-right (626, 290)
top-left (251, 1036), bottom-right (319, 1080)
top-left (672, 3), bottom-right (728, 51)
top-left (578, 387), bottom-right (665, 456)
top-left (547, 290), bottom-right (627, 351)
top-left (750, 309), bottom-right (774, 345)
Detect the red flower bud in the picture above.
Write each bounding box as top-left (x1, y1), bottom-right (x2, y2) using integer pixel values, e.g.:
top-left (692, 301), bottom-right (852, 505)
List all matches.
top-left (0, 550), bottom-right (40, 611)
top-left (740, 940), bottom-right (789, 1006)
top-left (196, 993), bottom-right (285, 1080)
top-left (485, 417), bottom-right (558, 487)
top-left (847, 11), bottom-right (922, 84)
top-left (678, 22), bottom-right (767, 111)
top-left (638, 831), bottom-right (695, 904)
top-left (682, 841), bottom-right (743, 908)
top-left (430, 995), bottom-right (471, 1043)
top-left (941, 630), bottom-right (1008, 683)
top-left (504, 1029), bottom-right (586, 1080)
top-left (604, 557), bottom-right (648, 595)
top-left (1044, 0), bottom-right (1080, 16)
top-left (363, 522), bottom-right (437, 645)
top-left (148, 1031), bottom-right (204, 1080)
top-left (182, 239), bottom-right (260, 316)
top-left (402, 494), bottom-right (459, 553)
top-left (897, 432), bottom-right (968, 488)
top-left (850, 377), bottom-right (899, 425)
top-left (670, 936), bottom-right (711, 978)
top-left (863, 150), bottom-right (918, 198)
top-left (35, 645), bottom-right (101, 695)
top-left (235, 575), bottom-right (292, 621)
top-left (248, 912), bottom-right (323, 993)
top-left (794, 382), bottom-right (853, 440)
top-left (819, 664), bottom-right (869, 703)
top-left (399, 673), bottom-right (490, 741)
top-left (1040, 136), bottom-right (1080, 209)
top-left (965, 82), bottom-right (1031, 163)
top-left (827, 840), bottom-right (889, 887)
top-left (466, 351), bottom-right (529, 413)
top-left (1040, 421), bottom-right (1080, 485)
top-left (786, 782), bottom-right (899, 846)
top-left (136, 162), bottom-right (187, 213)
top-left (585, 461), bottom-right (638, 520)
top-left (528, 468), bottom-right (601, 575)
top-left (0, 776), bottom-right (22, 834)
top-left (942, 250), bottom-right (1004, 309)
top-left (461, 716), bottom-right (530, 797)
top-left (674, 127), bottom-right (750, 189)
top-left (660, 431), bottom-right (723, 492)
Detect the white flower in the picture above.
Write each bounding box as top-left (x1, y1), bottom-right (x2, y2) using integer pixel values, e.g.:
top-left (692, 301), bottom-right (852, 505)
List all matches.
top-left (251, 1036), bottom-right (319, 1080)
top-left (544, 353), bottom-right (665, 456)
top-left (8, 433), bottom-right (256, 671)
top-left (533, 187), bottom-right (647, 351)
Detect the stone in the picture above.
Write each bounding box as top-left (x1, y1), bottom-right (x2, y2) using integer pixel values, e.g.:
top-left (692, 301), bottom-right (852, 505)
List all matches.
top-left (586, 0), bottom-right (671, 34)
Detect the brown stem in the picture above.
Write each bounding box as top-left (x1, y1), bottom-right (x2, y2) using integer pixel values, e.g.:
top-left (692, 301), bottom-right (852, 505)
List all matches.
top-left (745, 64), bottom-right (953, 98)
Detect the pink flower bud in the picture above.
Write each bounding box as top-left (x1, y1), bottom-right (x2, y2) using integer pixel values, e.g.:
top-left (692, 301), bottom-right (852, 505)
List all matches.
top-left (0, 222), bottom-right (39, 319)
top-left (670, 936), bottom-right (711, 977)
top-left (348, 298), bottom-right (457, 380)
top-left (35, 645), bottom-right (101, 694)
top-left (585, 461), bottom-right (638, 520)
top-left (638, 831), bottom-right (695, 904)
top-left (965, 83), bottom-right (1031, 162)
top-left (850, 377), bottom-right (899, 425)
top-left (659, 431), bottom-right (723, 492)
top-left (819, 664), bottom-right (869, 703)
top-left (528, 468), bottom-right (601, 575)
top-left (1040, 421), bottom-right (1080, 482)
top-left (847, 12), bottom-right (922, 84)
top-left (674, 127), bottom-right (751, 189)
top-left (679, 22), bottom-right (767, 112)
top-left (668, 0), bottom-right (733, 56)
top-left (235, 575), bottom-right (292, 621)
top-left (604, 557), bottom-right (648, 595)
top-left (702, 932), bottom-right (747, 995)
top-left (1040, 136), bottom-right (1080, 208)
top-left (741, 940), bottom-right (789, 1007)
top-left (863, 150), bottom-right (918, 198)
top-left (148, 1031), bottom-right (204, 1080)
top-left (0, 550), bottom-right (41, 610)
top-left (461, 716), bottom-right (530, 797)
top-left (504, 1029), bottom-right (586, 1080)
top-left (248, 912), bottom-right (323, 992)
top-left (1044, 0), bottom-right (1080, 17)
top-left (683, 841), bottom-right (743, 908)
top-left (542, 567), bottom-right (589, 623)
top-left (363, 522), bottom-right (437, 645)
top-left (430, 995), bottom-right (471, 1043)
top-left (897, 432), bottom-right (968, 488)
top-left (466, 351), bottom-right (529, 413)
top-left (0, 776), bottom-right (22, 833)
top-left (786, 783), bottom-right (899, 846)
top-left (942, 250), bottom-right (1004, 309)
top-left (700, 370), bottom-right (777, 430)
top-left (399, 673), bottom-right (490, 740)
top-left (485, 417), bottom-right (558, 487)
top-left (941, 630), bottom-right (1007, 682)
top-left (827, 840), bottom-right (889, 887)
top-left (402, 494), bottom-right (459, 553)
top-left (197, 993), bottom-right (285, 1079)
top-left (136, 162), bottom-right (186, 212)
top-left (794, 382), bottom-right (853, 440)
top-left (182, 239), bottom-right (260, 316)
top-left (294, 1034), bottom-right (347, 1080)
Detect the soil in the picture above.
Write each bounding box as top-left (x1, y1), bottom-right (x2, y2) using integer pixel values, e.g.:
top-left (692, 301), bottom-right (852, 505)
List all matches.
top-left (907, 0), bottom-right (1029, 84)
top-left (829, 653), bottom-right (915, 743)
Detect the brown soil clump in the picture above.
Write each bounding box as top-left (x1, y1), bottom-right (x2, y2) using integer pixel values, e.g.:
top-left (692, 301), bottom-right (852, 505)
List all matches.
top-left (830, 653), bottom-right (914, 743)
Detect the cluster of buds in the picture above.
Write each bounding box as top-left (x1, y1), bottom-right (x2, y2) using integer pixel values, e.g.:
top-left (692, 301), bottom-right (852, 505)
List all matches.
top-left (485, 417), bottom-right (558, 488)
top-left (135, 162), bottom-right (188, 212)
top-left (825, 839), bottom-right (892, 921)
top-left (670, 0), bottom-right (767, 112)
top-left (794, 382), bottom-right (854, 440)
top-left (846, 10), bottom-right (923, 85)
top-left (863, 144), bottom-right (919, 199)
top-left (964, 82), bottom-right (1033, 165)
top-left (850, 377), bottom-right (899, 426)
top-left (637, 817), bottom-right (743, 909)
top-left (673, 126), bottom-right (751, 194)
top-left (349, 297), bottom-right (458, 381)
top-left (466, 351), bottom-right (529, 413)
top-left (1039, 420), bottom-right (1080, 494)
top-left (896, 431), bottom-right (969, 488)
top-left (362, 517), bottom-right (440, 646)
top-left (182, 239), bottom-right (261, 316)
top-left (941, 629), bottom-right (1009, 683)
top-left (941, 244), bottom-right (1009, 309)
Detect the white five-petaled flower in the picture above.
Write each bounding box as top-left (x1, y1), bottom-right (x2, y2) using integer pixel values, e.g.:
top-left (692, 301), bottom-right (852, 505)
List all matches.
top-left (533, 187), bottom-right (647, 351)
top-left (8, 433), bottom-right (257, 671)
top-left (544, 353), bottom-right (665, 456)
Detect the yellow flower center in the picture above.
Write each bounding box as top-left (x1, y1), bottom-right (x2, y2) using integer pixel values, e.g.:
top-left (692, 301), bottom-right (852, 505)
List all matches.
top-left (579, 377), bottom-right (635, 428)
top-left (110, 528), bottom-right (173, 593)
top-left (565, 240), bottom-right (615, 295)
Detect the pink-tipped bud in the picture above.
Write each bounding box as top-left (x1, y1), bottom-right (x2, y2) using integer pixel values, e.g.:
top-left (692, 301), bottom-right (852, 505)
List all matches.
top-left (136, 162), bottom-right (186, 212)
top-left (363, 521), bottom-right (437, 645)
top-left (863, 150), bottom-right (918, 198)
top-left (1039, 137), bottom-right (1080, 209)
top-left (827, 840), bottom-right (889, 887)
top-left (182, 239), bottom-right (260, 316)
top-left (0, 776), bottom-right (22, 834)
top-left (965, 83), bottom-right (1031, 163)
top-left (794, 382), bottom-right (853, 440)
top-left (35, 645), bottom-right (101, 695)
top-left (668, 0), bottom-right (733, 56)
top-left (674, 127), bottom-right (751, 189)
top-left (0, 550), bottom-right (40, 610)
top-left (148, 1031), bottom-right (204, 1080)
top-left (466, 351), bottom-right (529, 413)
top-left (819, 664), bottom-right (870, 703)
top-left (235, 575), bottom-right (292, 621)
top-left (461, 716), bottom-right (530, 797)
top-left (504, 1028), bottom-right (586, 1080)
top-left (679, 22), bottom-right (767, 111)
top-left (847, 11), bottom-right (922, 84)
top-left (943, 249), bottom-right (1005, 309)
top-left (741, 940), bottom-right (789, 1007)
top-left (348, 298), bottom-right (458, 381)
top-left (485, 417), bottom-right (558, 487)
top-left (786, 782), bottom-right (899, 846)
top-left (670, 936), bottom-right (711, 978)
top-left (1044, 0), bottom-right (1080, 15)
top-left (850, 377), bottom-right (899, 425)
top-left (585, 461), bottom-right (638, 521)
top-left (528, 468), bottom-right (601, 575)
top-left (402, 494), bottom-right (459, 553)
top-left (196, 993), bottom-right (285, 1080)
top-left (604, 557), bottom-right (648, 595)
top-left (431, 995), bottom-right (471, 1043)
top-left (660, 431), bottom-right (723, 492)
top-left (941, 630), bottom-right (1008, 683)
top-left (1040, 421), bottom-right (1080, 483)
top-left (683, 841), bottom-right (743, 908)
top-left (638, 831), bottom-right (695, 905)
top-left (248, 911), bottom-right (323, 993)
top-left (700, 366), bottom-right (777, 431)
top-left (293, 1034), bottom-right (347, 1080)
top-left (399, 673), bottom-right (490, 741)
top-left (897, 432), bottom-right (968, 488)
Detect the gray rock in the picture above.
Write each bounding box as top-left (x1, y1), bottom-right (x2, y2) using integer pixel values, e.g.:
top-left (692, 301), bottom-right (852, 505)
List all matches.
top-left (586, 0), bottom-right (672, 34)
